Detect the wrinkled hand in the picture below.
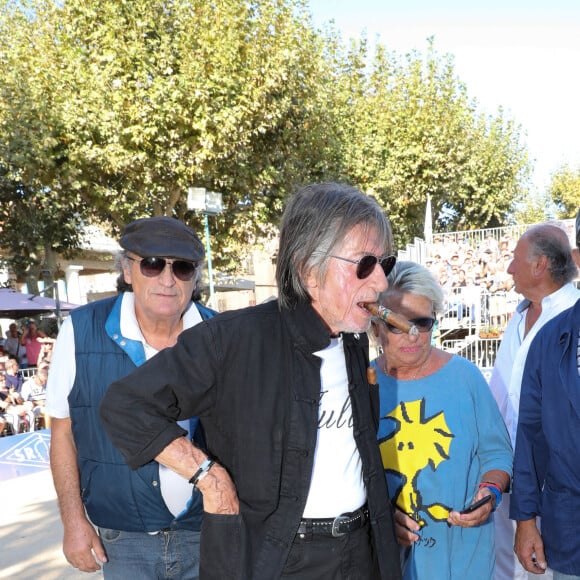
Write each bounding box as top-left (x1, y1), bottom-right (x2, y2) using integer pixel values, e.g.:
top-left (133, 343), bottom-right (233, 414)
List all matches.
top-left (196, 462), bottom-right (239, 515)
top-left (63, 516), bottom-right (107, 572)
top-left (515, 519), bottom-right (547, 574)
top-left (447, 490), bottom-right (494, 528)
top-left (394, 508), bottom-right (421, 547)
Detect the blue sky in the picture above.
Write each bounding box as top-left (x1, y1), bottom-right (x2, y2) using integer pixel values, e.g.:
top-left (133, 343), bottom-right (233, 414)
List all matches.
top-left (307, 0), bottom-right (580, 193)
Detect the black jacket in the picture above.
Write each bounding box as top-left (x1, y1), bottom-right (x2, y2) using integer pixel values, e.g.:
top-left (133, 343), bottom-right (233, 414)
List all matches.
top-left (101, 300), bottom-right (402, 579)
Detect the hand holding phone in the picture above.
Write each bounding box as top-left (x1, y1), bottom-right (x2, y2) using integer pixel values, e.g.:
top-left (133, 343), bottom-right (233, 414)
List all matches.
top-left (460, 494), bottom-right (492, 514)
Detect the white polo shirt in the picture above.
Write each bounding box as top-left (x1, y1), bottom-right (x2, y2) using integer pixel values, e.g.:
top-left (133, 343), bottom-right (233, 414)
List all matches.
top-left (46, 293), bottom-right (204, 517)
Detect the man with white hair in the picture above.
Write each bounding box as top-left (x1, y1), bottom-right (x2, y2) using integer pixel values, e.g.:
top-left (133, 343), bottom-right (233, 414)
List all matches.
top-left (511, 209), bottom-right (580, 579)
top-left (490, 221), bottom-right (580, 580)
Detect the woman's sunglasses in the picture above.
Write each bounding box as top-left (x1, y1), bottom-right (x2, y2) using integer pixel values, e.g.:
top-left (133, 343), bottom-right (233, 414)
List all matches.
top-left (127, 256), bottom-right (197, 282)
top-left (330, 254), bottom-right (397, 280)
top-left (385, 317), bottom-right (436, 334)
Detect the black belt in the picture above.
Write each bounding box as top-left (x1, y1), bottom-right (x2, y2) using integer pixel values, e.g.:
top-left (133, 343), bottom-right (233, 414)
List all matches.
top-left (296, 506), bottom-right (369, 538)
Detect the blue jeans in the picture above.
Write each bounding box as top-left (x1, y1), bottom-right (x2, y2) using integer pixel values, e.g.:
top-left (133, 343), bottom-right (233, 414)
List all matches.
top-left (554, 573), bottom-right (580, 580)
top-left (98, 527), bottom-right (200, 580)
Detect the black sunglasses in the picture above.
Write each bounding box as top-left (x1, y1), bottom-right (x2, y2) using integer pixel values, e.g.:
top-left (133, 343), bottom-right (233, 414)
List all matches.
top-left (385, 317), bottom-right (436, 334)
top-left (127, 256), bottom-right (197, 282)
top-left (330, 254), bottom-right (397, 280)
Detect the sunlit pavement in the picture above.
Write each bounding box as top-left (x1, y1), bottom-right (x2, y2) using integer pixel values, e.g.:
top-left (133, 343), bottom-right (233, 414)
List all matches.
top-left (0, 432), bottom-right (103, 579)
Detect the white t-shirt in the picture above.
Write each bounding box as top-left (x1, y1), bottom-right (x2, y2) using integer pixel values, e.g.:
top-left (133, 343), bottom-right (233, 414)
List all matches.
top-left (302, 336), bottom-right (366, 518)
top-left (46, 293), bottom-right (204, 518)
top-left (21, 376), bottom-right (46, 403)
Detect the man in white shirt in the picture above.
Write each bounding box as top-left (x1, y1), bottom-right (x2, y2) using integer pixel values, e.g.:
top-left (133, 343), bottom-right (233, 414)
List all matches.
top-left (21, 365), bottom-right (49, 430)
top-left (489, 223), bottom-right (580, 580)
top-left (46, 216), bottom-right (214, 578)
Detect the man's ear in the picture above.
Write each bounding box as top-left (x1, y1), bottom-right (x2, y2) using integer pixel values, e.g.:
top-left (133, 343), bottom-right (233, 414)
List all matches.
top-left (122, 260), bottom-right (132, 285)
top-left (573, 248), bottom-right (580, 269)
top-left (533, 254), bottom-right (548, 278)
top-left (303, 265), bottom-right (318, 289)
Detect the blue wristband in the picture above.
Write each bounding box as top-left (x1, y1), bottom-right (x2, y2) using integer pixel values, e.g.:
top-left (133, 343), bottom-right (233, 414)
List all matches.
top-left (485, 485), bottom-right (502, 510)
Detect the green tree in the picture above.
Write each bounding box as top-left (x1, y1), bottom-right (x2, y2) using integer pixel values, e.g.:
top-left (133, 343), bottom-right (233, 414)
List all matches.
top-left (512, 191), bottom-right (555, 224)
top-left (0, 0), bottom-right (85, 289)
top-left (335, 40), bottom-right (531, 247)
top-left (547, 164), bottom-right (580, 218)
top-left (0, 2), bottom-right (534, 276)
top-left (0, 0), bottom-right (337, 273)
top-left (0, 167), bottom-right (83, 292)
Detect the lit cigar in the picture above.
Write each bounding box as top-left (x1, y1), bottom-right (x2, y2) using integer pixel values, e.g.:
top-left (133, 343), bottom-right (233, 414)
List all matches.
top-left (361, 302), bottom-right (419, 336)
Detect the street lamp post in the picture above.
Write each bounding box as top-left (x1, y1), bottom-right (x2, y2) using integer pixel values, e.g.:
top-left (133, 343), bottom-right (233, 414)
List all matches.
top-left (187, 187), bottom-right (223, 309)
top-left (31, 273), bottom-right (63, 329)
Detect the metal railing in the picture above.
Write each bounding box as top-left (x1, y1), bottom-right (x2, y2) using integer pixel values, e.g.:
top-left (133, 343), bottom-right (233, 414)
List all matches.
top-left (441, 336), bottom-right (502, 368)
top-left (439, 288), bottom-right (518, 334)
top-left (19, 367), bottom-right (38, 379)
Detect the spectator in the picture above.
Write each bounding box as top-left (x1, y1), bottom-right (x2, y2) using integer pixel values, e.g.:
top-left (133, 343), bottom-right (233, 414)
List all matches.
top-left (0, 372), bottom-right (30, 434)
top-left (100, 183), bottom-right (403, 579)
top-left (4, 358), bottom-right (23, 393)
top-left (482, 234), bottom-right (500, 255)
top-left (47, 216), bottom-right (214, 578)
top-left (510, 212), bottom-right (580, 577)
top-left (489, 223), bottom-right (579, 580)
top-left (37, 338), bottom-right (55, 366)
top-left (4, 323), bottom-right (25, 365)
top-left (19, 320), bottom-right (46, 367)
top-left (21, 365), bottom-right (50, 430)
top-left (0, 373), bottom-right (15, 433)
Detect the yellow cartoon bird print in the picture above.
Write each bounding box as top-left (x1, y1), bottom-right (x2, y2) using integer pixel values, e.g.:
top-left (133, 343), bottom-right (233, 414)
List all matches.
top-left (379, 398), bottom-right (455, 527)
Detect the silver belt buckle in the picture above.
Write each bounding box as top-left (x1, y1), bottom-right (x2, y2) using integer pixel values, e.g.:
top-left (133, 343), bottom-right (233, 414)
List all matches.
top-left (331, 514), bottom-right (351, 537)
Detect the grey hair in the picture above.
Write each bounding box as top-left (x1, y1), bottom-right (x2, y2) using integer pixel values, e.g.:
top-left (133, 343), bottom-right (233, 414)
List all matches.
top-left (524, 224), bottom-right (577, 285)
top-left (276, 182), bottom-right (393, 309)
top-left (114, 250), bottom-right (204, 301)
top-left (379, 260), bottom-right (444, 316)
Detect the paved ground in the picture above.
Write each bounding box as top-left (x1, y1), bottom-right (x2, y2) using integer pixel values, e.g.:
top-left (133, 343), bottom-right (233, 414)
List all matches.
top-left (0, 468), bottom-right (103, 579)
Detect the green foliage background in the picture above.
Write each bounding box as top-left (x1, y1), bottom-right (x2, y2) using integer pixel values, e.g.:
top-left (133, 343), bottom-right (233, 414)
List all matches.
top-left (0, 0), bottom-right (541, 284)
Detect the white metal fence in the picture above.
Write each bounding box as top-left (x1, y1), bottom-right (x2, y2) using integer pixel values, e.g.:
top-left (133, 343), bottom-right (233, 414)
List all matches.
top-left (441, 336), bottom-right (502, 368)
top-left (439, 288), bottom-right (519, 332)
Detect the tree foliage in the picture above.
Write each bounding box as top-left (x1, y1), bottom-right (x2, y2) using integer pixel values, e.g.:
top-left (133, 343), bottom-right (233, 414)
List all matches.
top-left (1, 0), bottom-right (336, 272)
top-left (512, 191), bottom-right (555, 224)
top-left (0, 0), bottom-right (533, 279)
top-left (547, 164), bottom-right (580, 218)
top-left (0, 0), bottom-right (85, 288)
top-left (332, 39), bottom-right (530, 246)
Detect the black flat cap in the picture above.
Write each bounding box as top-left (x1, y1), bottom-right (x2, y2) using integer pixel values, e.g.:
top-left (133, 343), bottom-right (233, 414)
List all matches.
top-left (120, 216), bottom-right (205, 261)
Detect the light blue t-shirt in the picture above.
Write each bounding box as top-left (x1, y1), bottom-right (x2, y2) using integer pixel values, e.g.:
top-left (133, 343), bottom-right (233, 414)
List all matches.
top-left (374, 355), bottom-right (512, 580)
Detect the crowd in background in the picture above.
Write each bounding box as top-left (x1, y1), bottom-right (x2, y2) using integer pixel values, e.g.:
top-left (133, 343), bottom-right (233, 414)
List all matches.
top-left (0, 321), bottom-right (54, 435)
top-left (426, 232), bottom-right (518, 329)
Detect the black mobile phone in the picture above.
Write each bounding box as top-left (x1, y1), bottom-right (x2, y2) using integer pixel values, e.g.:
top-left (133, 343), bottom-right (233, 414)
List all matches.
top-left (460, 494), bottom-right (492, 514)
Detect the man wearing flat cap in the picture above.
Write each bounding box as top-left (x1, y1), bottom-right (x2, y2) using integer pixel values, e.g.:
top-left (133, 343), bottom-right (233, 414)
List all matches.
top-left (47, 216), bottom-right (215, 578)
top-left (510, 209), bottom-right (580, 579)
